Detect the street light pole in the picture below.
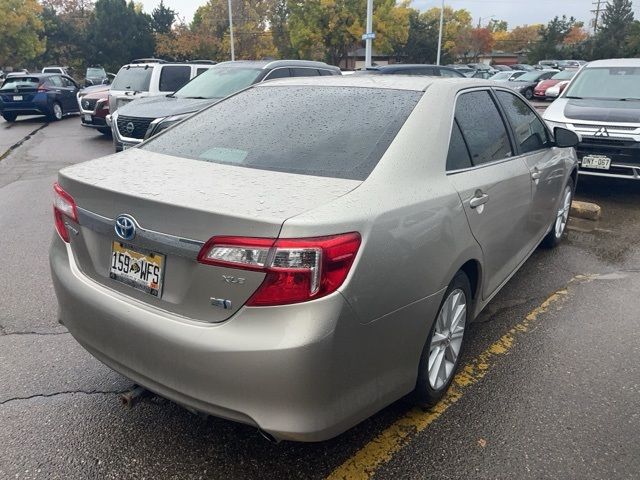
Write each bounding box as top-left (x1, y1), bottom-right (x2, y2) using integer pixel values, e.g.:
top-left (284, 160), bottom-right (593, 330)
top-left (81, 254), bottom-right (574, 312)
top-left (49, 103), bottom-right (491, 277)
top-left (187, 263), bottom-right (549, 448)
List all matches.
top-left (436, 0), bottom-right (444, 65)
top-left (364, 0), bottom-right (374, 68)
top-left (228, 0), bottom-right (235, 61)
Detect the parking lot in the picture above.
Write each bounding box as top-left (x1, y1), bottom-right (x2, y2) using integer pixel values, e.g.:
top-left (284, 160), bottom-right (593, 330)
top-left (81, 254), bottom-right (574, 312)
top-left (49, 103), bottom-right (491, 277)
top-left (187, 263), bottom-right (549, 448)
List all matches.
top-left (1, 112), bottom-right (639, 479)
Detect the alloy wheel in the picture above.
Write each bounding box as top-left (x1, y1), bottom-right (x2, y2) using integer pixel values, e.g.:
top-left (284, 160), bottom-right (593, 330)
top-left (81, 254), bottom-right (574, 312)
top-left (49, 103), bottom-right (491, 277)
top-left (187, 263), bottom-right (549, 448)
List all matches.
top-left (53, 103), bottom-right (63, 120)
top-left (428, 288), bottom-right (467, 390)
top-left (555, 186), bottom-right (572, 238)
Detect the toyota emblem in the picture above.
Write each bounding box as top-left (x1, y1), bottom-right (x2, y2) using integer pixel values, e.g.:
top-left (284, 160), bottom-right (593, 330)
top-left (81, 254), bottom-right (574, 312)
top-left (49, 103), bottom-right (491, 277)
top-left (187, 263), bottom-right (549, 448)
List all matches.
top-left (125, 121), bottom-right (135, 135)
top-left (114, 214), bottom-right (137, 241)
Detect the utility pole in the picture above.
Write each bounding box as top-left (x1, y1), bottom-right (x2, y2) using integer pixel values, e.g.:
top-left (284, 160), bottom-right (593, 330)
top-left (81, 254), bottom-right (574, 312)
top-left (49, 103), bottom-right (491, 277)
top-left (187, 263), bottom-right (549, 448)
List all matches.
top-left (228, 0), bottom-right (235, 61)
top-left (591, 0), bottom-right (605, 33)
top-left (436, 0), bottom-right (444, 65)
top-left (364, 0), bottom-right (374, 68)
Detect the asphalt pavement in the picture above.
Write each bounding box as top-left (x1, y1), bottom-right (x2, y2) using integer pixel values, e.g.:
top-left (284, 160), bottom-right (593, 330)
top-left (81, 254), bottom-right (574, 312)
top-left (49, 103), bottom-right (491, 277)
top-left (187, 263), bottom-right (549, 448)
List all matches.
top-left (0, 113), bottom-right (638, 479)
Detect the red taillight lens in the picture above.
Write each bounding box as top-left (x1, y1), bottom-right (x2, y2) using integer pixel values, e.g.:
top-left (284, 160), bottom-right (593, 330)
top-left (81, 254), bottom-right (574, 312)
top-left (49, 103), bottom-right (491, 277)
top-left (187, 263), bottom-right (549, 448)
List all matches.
top-left (53, 183), bottom-right (77, 243)
top-left (197, 233), bottom-right (361, 306)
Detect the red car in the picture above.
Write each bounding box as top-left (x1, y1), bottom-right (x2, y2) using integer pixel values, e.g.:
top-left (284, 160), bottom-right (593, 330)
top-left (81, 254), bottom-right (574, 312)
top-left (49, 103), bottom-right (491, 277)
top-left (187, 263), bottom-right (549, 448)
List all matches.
top-left (77, 84), bottom-right (110, 135)
top-left (534, 70), bottom-right (577, 100)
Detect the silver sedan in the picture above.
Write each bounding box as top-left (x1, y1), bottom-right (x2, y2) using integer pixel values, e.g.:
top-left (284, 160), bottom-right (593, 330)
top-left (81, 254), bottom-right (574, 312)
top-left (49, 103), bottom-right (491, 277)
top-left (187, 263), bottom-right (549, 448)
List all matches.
top-left (50, 76), bottom-right (579, 442)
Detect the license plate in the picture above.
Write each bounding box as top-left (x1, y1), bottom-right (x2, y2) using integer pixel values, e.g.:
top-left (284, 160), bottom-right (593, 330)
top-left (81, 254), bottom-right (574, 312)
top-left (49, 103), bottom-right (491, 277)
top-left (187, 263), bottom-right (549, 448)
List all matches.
top-left (84, 114), bottom-right (92, 122)
top-left (581, 155), bottom-right (611, 170)
top-left (110, 242), bottom-right (165, 297)
top-left (13, 95), bottom-right (23, 101)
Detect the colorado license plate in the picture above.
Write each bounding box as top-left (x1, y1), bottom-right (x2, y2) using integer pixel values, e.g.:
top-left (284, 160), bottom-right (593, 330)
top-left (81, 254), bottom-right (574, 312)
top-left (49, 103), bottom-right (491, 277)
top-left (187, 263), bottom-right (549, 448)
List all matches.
top-left (110, 242), bottom-right (165, 297)
top-left (13, 95), bottom-right (23, 101)
top-left (84, 114), bottom-right (92, 122)
top-left (581, 155), bottom-right (611, 170)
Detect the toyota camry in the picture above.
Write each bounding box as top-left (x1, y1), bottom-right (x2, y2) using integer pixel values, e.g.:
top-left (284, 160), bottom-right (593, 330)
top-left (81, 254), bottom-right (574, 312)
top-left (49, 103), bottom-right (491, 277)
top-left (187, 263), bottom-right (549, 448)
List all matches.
top-left (50, 75), bottom-right (579, 442)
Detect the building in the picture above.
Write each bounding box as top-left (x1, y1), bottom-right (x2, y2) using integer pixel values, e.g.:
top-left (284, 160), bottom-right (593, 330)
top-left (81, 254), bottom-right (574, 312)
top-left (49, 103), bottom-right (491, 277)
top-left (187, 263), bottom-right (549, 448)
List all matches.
top-left (340, 48), bottom-right (398, 70)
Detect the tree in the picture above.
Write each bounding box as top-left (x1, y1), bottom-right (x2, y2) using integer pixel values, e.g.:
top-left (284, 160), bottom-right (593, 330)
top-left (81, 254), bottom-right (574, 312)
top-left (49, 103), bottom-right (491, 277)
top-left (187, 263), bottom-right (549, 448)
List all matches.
top-left (594, 0), bottom-right (634, 58)
top-left (422, 6), bottom-right (472, 63)
top-left (38, 0), bottom-right (93, 74)
top-left (487, 19), bottom-right (508, 32)
top-left (287, 0), bottom-right (410, 66)
top-left (86, 0), bottom-right (155, 72)
top-left (394, 8), bottom-right (439, 63)
top-left (0, 0), bottom-right (45, 67)
top-left (151, 0), bottom-right (176, 34)
top-left (506, 24), bottom-right (541, 52)
top-left (192, 0), bottom-right (275, 61)
top-left (269, 0), bottom-right (298, 58)
top-left (529, 16), bottom-right (578, 62)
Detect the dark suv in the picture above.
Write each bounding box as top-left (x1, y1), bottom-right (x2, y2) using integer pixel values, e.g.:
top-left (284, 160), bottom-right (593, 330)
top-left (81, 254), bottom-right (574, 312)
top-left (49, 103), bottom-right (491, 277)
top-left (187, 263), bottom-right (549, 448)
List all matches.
top-left (111, 60), bottom-right (341, 151)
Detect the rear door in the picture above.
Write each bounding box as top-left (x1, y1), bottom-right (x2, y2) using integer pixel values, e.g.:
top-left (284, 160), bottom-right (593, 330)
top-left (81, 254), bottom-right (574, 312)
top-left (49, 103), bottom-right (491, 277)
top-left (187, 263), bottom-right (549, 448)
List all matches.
top-left (494, 89), bottom-right (565, 244)
top-left (447, 89), bottom-right (534, 299)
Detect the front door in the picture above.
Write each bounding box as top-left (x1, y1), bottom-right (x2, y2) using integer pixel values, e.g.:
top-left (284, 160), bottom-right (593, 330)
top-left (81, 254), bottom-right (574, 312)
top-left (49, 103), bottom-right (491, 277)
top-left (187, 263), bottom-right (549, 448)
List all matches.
top-left (446, 89), bottom-right (534, 299)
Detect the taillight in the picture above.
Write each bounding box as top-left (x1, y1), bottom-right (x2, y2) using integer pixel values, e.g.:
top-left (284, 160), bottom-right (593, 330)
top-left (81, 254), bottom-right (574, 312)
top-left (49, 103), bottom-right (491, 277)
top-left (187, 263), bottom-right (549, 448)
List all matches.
top-left (53, 183), bottom-right (78, 243)
top-left (197, 233), bottom-right (361, 306)
top-left (37, 83), bottom-right (48, 92)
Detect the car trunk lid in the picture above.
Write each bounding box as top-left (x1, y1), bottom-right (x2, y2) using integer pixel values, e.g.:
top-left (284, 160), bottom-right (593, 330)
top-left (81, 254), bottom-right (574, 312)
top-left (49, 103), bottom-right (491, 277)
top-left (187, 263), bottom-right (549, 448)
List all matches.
top-left (57, 149), bottom-right (361, 323)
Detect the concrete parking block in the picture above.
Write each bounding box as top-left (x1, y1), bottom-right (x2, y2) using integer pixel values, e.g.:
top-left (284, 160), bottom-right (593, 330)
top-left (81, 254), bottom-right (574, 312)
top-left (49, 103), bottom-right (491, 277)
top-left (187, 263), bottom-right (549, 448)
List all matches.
top-left (571, 200), bottom-right (601, 221)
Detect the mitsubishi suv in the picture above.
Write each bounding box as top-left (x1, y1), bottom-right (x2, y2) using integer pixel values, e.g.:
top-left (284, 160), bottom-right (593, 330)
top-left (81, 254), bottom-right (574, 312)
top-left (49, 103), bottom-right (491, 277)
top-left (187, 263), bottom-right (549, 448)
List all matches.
top-left (111, 60), bottom-right (341, 151)
top-left (544, 58), bottom-right (640, 180)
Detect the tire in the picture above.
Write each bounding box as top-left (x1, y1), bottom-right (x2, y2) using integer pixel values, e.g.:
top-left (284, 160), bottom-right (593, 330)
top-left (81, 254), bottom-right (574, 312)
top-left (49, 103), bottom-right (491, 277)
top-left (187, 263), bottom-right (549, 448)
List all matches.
top-left (98, 127), bottom-right (112, 136)
top-left (541, 182), bottom-right (574, 248)
top-left (412, 271), bottom-right (472, 407)
top-left (524, 88), bottom-right (534, 100)
top-left (2, 112), bottom-right (17, 122)
top-left (48, 102), bottom-right (63, 121)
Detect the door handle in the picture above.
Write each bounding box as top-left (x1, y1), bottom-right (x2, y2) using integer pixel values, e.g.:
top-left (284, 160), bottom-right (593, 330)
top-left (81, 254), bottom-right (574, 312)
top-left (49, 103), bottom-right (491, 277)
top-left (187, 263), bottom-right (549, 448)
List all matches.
top-left (469, 192), bottom-right (489, 209)
top-left (531, 168), bottom-right (542, 181)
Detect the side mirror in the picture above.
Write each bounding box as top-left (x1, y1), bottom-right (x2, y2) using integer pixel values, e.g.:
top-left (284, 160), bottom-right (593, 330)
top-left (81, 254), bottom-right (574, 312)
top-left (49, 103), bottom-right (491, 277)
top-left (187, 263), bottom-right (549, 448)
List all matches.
top-left (102, 78), bottom-right (110, 85)
top-left (554, 127), bottom-right (579, 148)
top-left (85, 79), bottom-right (94, 86)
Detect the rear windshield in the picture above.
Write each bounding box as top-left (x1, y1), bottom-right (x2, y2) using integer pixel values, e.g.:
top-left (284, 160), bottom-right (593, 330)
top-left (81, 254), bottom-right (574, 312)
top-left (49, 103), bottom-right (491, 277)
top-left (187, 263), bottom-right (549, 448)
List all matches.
top-left (42, 68), bottom-right (61, 73)
top-left (1, 77), bottom-right (41, 90)
top-left (552, 70), bottom-right (576, 81)
top-left (564, 67), bottom-right (640, 100)
top-left (173, 66), bottom-right (262, 99)
top-left (111, 66), bottom-right (152, 92)
top-left (87, 67), bottom-right (106, 77)
top-left (143, 86), bottom-right (421, 180)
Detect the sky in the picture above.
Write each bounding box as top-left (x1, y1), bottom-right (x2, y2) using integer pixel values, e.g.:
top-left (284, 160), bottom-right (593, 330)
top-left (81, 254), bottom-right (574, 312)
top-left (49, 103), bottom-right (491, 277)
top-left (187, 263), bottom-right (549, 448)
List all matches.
top-left (139, 0), bottom-right (617, 32)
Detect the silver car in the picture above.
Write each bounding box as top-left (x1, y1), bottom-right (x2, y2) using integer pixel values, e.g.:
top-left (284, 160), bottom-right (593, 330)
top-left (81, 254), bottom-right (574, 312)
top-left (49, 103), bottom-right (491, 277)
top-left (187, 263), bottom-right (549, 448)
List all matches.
top-left (50, 76), bottom-right (579, 442)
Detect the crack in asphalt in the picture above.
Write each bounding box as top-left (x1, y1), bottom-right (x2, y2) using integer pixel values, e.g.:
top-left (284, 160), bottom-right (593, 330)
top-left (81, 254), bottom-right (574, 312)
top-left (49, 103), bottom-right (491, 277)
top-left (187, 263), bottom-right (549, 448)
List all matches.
top-left (0, 389), bottom-right (128, 406)
top-left (0, 123), bottom-right (48, 162)
top-left (0, 330), bottom-right (69, 337)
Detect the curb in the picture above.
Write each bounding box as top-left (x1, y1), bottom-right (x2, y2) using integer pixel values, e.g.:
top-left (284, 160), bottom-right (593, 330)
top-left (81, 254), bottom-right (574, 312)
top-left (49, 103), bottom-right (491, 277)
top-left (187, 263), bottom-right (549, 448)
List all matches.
top-left (571, 200), bottom-right (601, 221)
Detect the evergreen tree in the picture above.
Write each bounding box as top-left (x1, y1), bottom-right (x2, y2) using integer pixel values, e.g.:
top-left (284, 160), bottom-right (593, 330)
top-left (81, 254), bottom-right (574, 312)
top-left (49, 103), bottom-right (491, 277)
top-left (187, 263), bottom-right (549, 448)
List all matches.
top-left (151, 0), bottom-right (176, 34)
top-left (594, 0), bottom-right (634, 58)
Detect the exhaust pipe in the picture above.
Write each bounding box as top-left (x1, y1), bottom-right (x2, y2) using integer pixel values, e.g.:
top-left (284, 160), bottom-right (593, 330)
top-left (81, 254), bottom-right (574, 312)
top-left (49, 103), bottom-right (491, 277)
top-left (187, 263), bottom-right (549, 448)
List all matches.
top-left (258, 429), bottom-right (280, 444)
top-left (119, 385), bottom-right (148, 409)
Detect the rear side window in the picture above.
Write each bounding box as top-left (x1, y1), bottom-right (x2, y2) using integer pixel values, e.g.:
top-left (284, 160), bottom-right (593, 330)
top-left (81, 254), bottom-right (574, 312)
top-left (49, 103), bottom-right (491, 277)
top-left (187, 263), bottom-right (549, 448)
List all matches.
top-left (159, 65), bottom-right (191, 92)
top-left (143, 86), bottom-right (421, 180)
top-left (447, 120), bottom-right (473, 171)
top-left (111, 67), bottom-right (153, 91)
top-left (264, 68), bottom-right (290, 80)
top-left (290, 68), bottom-right (320, 77)
top-left (319, 69), bottom-right (335, 76)
top-left (496, 90), bottom-right (550, 154)
top-left (455, 91), bottom-right (512, 165)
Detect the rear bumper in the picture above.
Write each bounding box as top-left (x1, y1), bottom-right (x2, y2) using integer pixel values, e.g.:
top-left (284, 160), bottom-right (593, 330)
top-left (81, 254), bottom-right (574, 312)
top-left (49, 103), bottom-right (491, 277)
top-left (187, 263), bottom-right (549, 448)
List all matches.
top-left (50, 235), bottom-right (434, 441)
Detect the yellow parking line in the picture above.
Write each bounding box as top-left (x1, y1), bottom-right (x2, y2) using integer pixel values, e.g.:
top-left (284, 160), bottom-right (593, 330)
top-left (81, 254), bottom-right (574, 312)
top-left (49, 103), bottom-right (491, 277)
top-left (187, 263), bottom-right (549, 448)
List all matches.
top-left (327, 276), bottom-right (589, 480)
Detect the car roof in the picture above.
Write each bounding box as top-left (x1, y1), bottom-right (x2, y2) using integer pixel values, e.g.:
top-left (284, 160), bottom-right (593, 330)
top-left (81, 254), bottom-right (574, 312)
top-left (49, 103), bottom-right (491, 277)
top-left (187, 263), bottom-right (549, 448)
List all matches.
top-left (585, 58), bottom-right (640, 68)
top-left (366, 64), bottom-right (446, 70)
top-left (4, 73), bottom-right (58, 79)
top-left (215, 59), bottom-right (340, 71)
top-left (254, 74), bottom-right (488, 92)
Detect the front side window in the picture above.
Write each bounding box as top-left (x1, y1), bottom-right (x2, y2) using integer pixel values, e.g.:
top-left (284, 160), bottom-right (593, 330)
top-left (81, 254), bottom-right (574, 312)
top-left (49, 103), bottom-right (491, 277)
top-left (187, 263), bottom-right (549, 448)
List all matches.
top-left (159, 65), bottom-right (191, 92)
top-left (49, 76), bottom-right (63, 87)
top-left (143, 86), bottom-right (422, 180)
top-left (455, 90), bottom-right (512, 165)
top-left (264, 68), bottom-right (290, 80)
top-left (496, 90), bottom-right (550, 154)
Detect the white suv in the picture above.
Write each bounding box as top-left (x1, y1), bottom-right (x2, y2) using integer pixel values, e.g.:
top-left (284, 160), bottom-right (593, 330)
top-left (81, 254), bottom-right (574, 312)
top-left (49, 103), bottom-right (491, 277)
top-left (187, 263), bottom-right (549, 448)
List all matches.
top-left (107, 59), bottom-right (216, 116)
